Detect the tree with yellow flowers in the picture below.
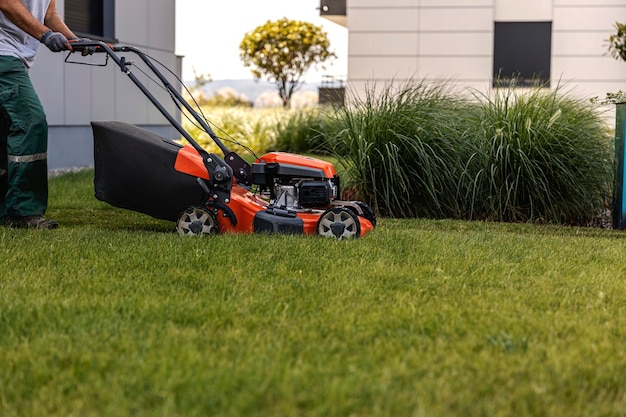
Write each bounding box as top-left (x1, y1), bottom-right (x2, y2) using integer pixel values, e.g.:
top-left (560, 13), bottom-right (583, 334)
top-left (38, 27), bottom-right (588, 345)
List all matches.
top-left (240, 18), bottom-right (335, 108)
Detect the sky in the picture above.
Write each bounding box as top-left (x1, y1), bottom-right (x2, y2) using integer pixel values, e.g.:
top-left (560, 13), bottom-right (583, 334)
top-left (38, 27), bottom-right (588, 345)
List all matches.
top-left (175, 0), bottom-right (348, 83)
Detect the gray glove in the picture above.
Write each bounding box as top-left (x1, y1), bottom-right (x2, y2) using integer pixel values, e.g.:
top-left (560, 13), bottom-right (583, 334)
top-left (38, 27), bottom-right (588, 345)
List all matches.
top-left (79, 38), bottom-right (97, 56)
top-left (40, 30), bottom-right (70, 52)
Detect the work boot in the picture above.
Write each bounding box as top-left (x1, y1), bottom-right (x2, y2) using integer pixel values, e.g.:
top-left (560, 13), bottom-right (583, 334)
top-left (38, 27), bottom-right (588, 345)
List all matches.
top-left (4, 215), bottom-right (58, 229)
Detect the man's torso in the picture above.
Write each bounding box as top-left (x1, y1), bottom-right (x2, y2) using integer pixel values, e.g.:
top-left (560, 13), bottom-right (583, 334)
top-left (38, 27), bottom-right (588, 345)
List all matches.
top-left (0, 0), bottom-right (52, 67)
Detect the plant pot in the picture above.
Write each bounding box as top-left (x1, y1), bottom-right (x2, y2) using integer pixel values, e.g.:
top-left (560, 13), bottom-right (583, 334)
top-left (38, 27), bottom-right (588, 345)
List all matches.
top-left (613, 102), bottom-right (626, 229)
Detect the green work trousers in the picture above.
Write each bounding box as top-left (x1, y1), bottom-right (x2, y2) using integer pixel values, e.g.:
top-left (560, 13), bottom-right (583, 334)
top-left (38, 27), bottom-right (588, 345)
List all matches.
top-left (0, 55), bottom-right (49, 221)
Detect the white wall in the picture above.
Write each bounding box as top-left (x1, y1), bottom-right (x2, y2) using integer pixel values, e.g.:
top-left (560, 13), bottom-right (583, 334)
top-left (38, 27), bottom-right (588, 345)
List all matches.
top-left (345, 0), bottom-right (626, 103)
top-left (552, 0), bottom-right (626, 99)
top-left (495, 0), bottom-right (552, 20)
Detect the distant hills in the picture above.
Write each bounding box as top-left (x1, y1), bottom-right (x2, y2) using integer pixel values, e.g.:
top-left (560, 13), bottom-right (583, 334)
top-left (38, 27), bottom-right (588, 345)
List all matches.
top-left (197, 79), bottom-right (321, 103)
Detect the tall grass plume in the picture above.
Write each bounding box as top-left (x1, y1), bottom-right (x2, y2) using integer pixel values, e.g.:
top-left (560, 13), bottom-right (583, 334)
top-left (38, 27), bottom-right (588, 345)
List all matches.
top-left (327, 80), bottom-right (613, 225)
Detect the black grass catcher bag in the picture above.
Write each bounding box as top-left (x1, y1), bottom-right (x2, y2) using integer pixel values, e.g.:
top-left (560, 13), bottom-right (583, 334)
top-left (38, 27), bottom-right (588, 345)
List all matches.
top-left (91, 121), bottom-right (205, 222)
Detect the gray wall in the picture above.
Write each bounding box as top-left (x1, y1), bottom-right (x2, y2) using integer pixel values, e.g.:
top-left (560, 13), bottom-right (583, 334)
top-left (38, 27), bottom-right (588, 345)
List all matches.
top-left (28, 0), bottom-right (181, 170)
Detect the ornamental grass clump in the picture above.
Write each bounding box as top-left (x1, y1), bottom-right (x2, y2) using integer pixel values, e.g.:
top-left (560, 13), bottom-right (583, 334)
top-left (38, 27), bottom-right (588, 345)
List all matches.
top-left (274, 107), bottom-right (337, 153)
top-left (329, 80), bottom-right (613, 225)
top-left (328, 80), bottom-right (475, 218)
top-left (467, 84), bottom-right (613, 224)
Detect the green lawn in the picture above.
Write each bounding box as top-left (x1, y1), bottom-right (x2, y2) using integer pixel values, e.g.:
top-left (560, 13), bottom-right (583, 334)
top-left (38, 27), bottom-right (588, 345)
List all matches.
top-left (2, 170), bottom-right (626, 417)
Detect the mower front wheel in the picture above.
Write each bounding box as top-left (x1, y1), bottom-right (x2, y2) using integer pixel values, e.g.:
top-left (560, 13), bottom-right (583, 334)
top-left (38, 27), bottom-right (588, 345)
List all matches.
top-left (317, 207), bottom-right (360, 240)
top-left (177, 207), bottom-right (219, 236)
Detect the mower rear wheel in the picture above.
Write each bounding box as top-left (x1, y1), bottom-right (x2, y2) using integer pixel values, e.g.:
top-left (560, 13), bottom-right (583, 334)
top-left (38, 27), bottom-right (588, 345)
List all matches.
top-left (317, 207), bottom-right (360, 240)
top-left (177, 207), bottom-right (218, 236)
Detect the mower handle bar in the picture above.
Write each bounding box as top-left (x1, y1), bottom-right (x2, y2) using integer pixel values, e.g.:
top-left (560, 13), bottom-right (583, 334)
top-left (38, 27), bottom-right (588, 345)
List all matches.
top-left (68, 40), bottom-right (231, 159)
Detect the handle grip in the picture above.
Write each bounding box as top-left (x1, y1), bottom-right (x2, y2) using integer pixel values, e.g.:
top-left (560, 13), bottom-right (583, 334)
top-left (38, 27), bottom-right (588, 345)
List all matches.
top-left (68, 39), bottom-right (119, 53)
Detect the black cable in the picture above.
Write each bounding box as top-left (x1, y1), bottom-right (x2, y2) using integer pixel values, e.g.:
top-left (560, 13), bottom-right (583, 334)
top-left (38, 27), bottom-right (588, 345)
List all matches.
top-left (66, 47), bottom-right (259, 160)
top-left (137, 52), bottom-right (259, 159)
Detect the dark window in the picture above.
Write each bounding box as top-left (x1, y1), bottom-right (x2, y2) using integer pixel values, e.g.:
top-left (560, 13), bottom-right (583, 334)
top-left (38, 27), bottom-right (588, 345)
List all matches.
top-left (64, 0), bottom-right (115, 41)
top-left (320, 0), bottom-right (346, 16)
top-left (493, 21), bottom-right (552, 87)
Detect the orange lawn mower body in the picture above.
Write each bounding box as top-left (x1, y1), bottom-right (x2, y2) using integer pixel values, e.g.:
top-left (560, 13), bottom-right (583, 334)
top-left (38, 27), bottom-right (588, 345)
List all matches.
top-left (75, 41), bottom-right (376, 239)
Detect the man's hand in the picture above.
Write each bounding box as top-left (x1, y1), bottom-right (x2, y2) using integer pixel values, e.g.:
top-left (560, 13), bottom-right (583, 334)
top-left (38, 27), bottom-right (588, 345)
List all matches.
top-left (69, 37), bottom-right (97, 56)
top-left (40, 29), bottom-right (70, 52)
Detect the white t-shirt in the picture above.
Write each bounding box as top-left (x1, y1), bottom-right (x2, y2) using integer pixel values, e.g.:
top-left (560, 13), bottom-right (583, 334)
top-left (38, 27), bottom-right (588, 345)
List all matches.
top-left (0, 0), bottom-right (51, 68)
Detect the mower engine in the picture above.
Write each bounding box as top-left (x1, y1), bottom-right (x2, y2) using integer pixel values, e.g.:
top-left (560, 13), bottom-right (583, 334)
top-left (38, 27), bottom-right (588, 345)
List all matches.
top-left (272, 179), bottom-right (337, 210)
top-left (251, 152), bottom-right (340, 211)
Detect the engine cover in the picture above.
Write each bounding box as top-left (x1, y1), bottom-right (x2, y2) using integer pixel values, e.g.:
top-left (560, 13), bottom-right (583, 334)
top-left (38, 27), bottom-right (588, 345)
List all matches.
top-left (251, 152), bottom-right (338, 187)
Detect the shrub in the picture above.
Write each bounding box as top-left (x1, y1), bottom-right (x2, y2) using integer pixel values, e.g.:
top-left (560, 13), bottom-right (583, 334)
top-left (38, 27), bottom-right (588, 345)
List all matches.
top-left (181, 106), bottom-right (283, 157)
top-left (326, 80), bottom-right (475, 218)
top-left (182, 106), bottom-right (335, 157)
top-left (274, 107), bottom-right (337, 153)
top-left (327, 80), bottom-right (613, 224)
top-left (466, 84), bottom-right (613, 224)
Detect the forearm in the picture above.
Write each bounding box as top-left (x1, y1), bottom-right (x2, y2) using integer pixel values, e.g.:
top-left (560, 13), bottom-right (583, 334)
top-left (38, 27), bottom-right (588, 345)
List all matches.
top-left (43, 12), bottom-right (76, 39)
top-left (0, 0), bottom-right (49, 40)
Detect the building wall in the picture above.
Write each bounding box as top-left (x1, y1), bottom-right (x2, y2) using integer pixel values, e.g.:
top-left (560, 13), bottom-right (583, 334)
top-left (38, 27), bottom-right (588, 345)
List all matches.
top-left (346, 0), bottom-right (626, 102)
top-left (552, 0), bottom-right (626, 98)
top-left (28, 0), bottom-right (181, 170)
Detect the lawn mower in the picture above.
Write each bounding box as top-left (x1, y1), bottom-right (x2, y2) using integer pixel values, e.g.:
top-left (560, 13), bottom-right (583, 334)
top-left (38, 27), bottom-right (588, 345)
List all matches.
top-left (67, 41), bottom-right (376, 239)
